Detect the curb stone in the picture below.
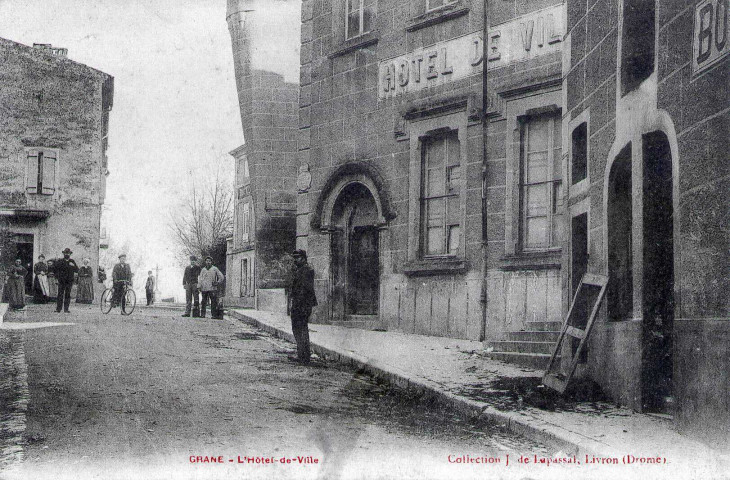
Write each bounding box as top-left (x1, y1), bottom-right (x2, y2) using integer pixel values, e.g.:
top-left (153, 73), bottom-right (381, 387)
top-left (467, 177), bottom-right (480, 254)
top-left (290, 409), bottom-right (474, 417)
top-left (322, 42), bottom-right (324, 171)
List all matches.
top-left (228, 310), bottom-right (616, 457)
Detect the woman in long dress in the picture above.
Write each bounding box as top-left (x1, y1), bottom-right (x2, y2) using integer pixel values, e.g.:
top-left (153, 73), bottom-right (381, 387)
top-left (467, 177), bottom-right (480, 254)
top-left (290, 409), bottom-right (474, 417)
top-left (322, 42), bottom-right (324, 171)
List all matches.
top-left (76, 258), bottom-right (94, 304)
top-left (47, 259), bottom-right (58, 300)
top-left (7, 259), bottom-right (27, 310)
top-left (33, 254), bottom-right (50, 303)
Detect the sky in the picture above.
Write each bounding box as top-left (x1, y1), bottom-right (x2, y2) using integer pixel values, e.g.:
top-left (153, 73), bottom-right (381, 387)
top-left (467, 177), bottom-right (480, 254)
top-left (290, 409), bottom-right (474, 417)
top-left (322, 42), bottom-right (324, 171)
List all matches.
top-left (0, 0), bottom-right (243, 299)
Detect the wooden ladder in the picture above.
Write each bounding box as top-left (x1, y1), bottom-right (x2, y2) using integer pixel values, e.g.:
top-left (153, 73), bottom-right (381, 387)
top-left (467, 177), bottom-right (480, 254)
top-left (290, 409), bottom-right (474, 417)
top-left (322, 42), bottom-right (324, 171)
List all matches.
top-left (543, 273), bottom-right (609, 393)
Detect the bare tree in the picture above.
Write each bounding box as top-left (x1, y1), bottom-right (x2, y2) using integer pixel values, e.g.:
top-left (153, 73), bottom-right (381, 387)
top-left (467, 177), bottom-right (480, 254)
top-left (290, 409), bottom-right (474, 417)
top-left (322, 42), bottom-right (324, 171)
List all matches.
top-left (169, 173), bottom-right (233, 273)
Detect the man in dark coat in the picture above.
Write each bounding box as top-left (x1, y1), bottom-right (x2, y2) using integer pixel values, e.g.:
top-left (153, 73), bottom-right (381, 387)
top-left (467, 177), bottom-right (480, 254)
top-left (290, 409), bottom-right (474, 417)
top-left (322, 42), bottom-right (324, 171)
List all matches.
top-left (182, 255), bottom-right (201, 317)
top-left (53, 248), bottom-right (78, 313)
top-left (286, 249), bottom-right (317, 364)
top-left (112, 254), bottom-right (133, 307)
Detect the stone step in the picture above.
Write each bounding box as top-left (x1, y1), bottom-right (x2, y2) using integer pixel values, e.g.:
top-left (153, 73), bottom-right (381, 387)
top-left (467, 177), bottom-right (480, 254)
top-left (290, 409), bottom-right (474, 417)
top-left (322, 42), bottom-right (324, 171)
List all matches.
top-left (484, 351), bottom-right (555, 370)
top-left (488, 340), bottom-right (556, 355)
top-left (504, 330), bottom-right (561, 343)
top-left (524, 320), bottom-right (563, 332)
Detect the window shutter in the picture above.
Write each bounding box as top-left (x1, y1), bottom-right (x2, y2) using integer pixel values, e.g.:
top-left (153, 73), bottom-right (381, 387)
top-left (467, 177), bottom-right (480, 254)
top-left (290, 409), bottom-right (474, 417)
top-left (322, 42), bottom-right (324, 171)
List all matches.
top-left (26, 151), bottom-right (39, 193)
top-left (41, 151), bottom-right (56, 195)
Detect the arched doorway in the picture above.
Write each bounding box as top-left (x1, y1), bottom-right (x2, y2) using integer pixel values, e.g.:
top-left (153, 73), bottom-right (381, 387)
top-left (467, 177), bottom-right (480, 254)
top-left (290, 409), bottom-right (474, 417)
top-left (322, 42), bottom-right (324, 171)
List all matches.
top-left (330, 182), bottom-right (380, 320)
top-left (607, 145), bottom-right (633, 322)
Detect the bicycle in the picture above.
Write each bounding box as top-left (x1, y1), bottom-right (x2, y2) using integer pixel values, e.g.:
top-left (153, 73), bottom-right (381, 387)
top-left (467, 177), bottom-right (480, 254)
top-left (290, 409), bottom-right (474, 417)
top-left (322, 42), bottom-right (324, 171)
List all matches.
top-left (100, 280), bottom-right (137, 315)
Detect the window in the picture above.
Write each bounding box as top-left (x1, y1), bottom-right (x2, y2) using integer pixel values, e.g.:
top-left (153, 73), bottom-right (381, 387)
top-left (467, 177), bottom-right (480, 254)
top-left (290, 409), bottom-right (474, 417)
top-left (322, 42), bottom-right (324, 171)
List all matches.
top-left (422, 131), bottom-right (461, 256)
top-left (426, 0), bottom-right (456, 11)
top-left (240, 258), bottom-right (248, 297)
top-left (346, 0), bottom-right (374, 40)
top-left (621, 0), bottom-right (655, 95)
top-left (236, 202), bottom-right (250, 246)
top-left (241, 202), bottom-right (250, 241)
top-left (520, 114), bottom-right (563, 250)
top-left (26, 148), bottom-right (56, 195)
top-left (571, 122), bottom-right (588, 184)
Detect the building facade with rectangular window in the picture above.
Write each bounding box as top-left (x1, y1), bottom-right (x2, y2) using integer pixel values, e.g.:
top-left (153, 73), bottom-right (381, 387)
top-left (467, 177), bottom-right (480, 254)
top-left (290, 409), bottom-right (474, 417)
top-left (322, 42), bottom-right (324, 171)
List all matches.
top-left (225, 0), bottom-right (301, 311)
top-left (297, 0), bottom-right (486, 338)
top-left (479, 0), bottom-right (566, 357)
top-left (0, 38), bottom-right (113, 295)
top-left (564, 0), bottom-right (729, 443)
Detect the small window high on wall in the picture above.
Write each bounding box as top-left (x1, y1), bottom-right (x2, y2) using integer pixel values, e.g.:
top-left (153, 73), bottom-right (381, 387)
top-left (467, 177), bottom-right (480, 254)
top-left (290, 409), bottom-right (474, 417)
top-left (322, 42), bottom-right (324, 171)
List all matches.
top-left (571, 122), bottom-right (588, 184)
top-left (621, 0), bottom-right (655, 95)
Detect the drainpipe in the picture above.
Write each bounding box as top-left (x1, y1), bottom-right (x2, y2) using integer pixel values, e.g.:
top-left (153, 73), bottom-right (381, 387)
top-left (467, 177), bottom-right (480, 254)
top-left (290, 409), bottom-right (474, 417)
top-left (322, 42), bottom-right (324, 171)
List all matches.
top-left (479, 0), bottom-right (489, 343)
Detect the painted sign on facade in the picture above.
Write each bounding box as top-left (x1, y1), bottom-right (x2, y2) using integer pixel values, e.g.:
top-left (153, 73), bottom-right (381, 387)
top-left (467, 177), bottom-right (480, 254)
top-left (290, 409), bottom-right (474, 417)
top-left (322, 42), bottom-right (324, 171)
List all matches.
top-left (378, 5), bottom-right (563, 98)
top-left (378, 33), bottom-right (482, 99)
top-left (485, 5), bottom-right (563, 70)
top-left (693, 0), bottom-right (729, 75)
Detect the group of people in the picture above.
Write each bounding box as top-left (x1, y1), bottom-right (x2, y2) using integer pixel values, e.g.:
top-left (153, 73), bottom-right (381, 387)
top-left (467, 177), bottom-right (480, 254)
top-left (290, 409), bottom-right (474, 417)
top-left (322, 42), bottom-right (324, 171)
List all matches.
top-left (5, 248), bottom-right (94, 312)
top-left (182, 255), bottom-right (225, 319)
top-left (5, 245), bottom-right (318, 366)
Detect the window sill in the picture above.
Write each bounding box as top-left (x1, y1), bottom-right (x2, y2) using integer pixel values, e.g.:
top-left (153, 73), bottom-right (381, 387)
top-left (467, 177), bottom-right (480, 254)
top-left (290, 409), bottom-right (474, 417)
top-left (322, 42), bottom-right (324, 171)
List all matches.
top-left (499, 250), bottom-right (561, 271)
top-left (403, 258), bottom-right (468, 276)
top-left (328, 34), bottom-right (379, 59)
top-left (229, 243), bottom-right (255, 255)
top-left (405, 5), bottom-right (469, 32)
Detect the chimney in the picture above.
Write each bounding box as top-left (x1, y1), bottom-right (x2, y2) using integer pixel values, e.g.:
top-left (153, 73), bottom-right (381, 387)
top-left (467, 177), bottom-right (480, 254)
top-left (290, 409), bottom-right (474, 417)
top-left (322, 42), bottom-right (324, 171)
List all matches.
top-left (32, 43), bottom-right (68, 57)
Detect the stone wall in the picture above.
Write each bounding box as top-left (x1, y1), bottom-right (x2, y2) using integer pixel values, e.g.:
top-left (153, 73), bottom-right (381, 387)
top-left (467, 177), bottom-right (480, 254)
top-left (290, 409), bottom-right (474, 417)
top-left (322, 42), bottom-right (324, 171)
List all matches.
top-left (656, 0), bottom-right (729, 443)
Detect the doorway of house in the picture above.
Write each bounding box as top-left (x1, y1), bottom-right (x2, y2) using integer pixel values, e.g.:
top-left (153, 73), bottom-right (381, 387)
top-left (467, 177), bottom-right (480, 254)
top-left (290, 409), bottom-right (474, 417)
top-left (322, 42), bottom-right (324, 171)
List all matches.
top-left (331, 183), bottom-right (380, 322)
top-left (347, 225), bottom-right (379, 315)
top-left (641, 131), bottom-right (674, 413)
top-left (14, 234), bottom-right (34, 292)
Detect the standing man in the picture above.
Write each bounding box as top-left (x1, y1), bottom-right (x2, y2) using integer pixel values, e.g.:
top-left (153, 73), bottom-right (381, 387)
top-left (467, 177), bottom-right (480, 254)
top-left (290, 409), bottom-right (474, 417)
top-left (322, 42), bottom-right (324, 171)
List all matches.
top-left (197, 256), bottom-right (224, 319)
top-left (145, 270), bottom-right (155, 306)
top-left (286, 250), bottom-right (317, 364)
top-left (112, 254), bottom-right (133, 307)
top-left (53, 248), bottom-right (78, 313)
top-left (182, 255), bottom-right (201, 317)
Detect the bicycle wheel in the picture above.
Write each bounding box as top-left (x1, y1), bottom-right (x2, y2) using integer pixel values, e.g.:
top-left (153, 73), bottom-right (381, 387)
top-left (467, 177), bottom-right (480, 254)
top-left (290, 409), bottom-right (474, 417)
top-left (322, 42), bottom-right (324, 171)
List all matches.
top-left (121, 288), bottom-right (136, 315)
top-left (100, 289), bottom-right (114, 314)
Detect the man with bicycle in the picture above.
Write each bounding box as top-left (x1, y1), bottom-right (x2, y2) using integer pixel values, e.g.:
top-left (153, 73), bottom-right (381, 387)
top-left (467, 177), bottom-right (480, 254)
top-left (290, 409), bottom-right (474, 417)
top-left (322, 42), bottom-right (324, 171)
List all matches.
top-left (112, 254), bottom-right (133, 307)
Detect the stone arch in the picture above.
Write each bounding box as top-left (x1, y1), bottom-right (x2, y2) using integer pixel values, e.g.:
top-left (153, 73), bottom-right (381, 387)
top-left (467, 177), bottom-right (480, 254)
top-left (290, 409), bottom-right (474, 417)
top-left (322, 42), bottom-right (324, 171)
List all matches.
top-left (312, 163), bottom-right (396, 231)
top-left (601, 110), bottom-right (680, 280)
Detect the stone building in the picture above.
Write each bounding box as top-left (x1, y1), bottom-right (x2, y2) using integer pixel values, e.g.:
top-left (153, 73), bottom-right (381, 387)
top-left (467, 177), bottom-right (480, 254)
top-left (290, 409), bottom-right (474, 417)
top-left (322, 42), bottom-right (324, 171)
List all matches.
top-left (297, 0), bottom-right (568, 341)
top-left (0, 38), bottom-right (113, 291)
top-left (297, 0), bottom-right (487, 336)
top-left (225, 0), bottom-right (301, 311)
top-left (562, 0), bottom-right (729, 442)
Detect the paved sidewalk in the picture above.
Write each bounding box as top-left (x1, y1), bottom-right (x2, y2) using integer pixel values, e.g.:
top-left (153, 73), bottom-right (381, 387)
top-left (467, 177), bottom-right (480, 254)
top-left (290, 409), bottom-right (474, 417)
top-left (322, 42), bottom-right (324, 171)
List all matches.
top-left (230, 308), bottom-right (729, 477)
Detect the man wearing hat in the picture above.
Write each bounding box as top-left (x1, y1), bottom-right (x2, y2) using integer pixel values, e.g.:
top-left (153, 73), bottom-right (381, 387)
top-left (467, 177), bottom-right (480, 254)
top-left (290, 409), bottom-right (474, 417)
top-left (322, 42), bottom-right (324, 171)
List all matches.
top-left (286, 249), bottom-right (317, 363)
top-left (182, 255), bottom-right (201, 317)
top-left (112, 254), bottom-right (133, 307)
top-left (197, 256), bottom-right (224, 319)
top-left (53, 248), bottom-right (79, 313)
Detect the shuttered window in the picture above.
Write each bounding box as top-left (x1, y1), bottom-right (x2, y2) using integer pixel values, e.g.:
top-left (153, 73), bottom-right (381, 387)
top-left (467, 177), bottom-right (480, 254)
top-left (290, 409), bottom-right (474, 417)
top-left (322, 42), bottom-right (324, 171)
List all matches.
top-left (26, 148), bottom-right (57, 195)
